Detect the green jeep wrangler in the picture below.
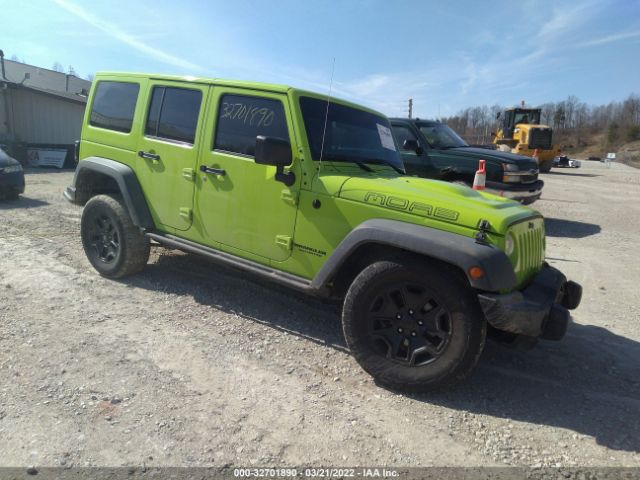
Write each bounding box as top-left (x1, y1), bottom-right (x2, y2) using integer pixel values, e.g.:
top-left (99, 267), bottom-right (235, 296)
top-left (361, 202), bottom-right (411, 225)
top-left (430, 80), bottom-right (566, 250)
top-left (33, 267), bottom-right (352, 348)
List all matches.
top-left (65, 72), bottom-right (582, 392)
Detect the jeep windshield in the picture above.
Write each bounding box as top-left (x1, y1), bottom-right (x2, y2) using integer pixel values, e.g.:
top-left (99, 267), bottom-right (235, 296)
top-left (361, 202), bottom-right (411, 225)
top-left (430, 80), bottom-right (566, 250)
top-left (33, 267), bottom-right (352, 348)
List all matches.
top-left (299, 96), bottom-right (404, 171)
top-left (417, 122), bottom-right (468, 149)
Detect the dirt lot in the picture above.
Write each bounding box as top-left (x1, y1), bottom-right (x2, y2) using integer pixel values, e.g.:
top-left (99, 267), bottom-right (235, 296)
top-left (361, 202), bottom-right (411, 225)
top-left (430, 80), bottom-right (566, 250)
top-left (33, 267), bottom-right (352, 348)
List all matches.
top-left (1, 161), bottom-right (639, 469)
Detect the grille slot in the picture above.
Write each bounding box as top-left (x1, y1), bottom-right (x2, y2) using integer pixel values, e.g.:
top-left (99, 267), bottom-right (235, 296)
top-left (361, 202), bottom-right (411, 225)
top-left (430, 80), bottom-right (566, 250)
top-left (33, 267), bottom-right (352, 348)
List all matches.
top-left (528, 128), bottom-right (552, 149)
top-left (512, 220), bottom-right (545, 282)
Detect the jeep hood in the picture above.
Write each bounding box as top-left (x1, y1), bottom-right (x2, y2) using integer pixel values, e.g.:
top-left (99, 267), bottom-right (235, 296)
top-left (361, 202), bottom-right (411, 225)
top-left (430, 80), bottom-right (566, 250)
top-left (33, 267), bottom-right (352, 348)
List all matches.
top-left (438, 147), bottom-right (538, 169)
top-left (339, 174), bottom-right (538, 233)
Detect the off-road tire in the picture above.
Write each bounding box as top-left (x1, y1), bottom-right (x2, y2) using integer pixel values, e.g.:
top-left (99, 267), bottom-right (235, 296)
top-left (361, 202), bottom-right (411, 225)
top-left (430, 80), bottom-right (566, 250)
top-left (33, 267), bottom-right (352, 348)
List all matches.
top-left (342, 259), bottom-right (486, 392)
top-left (81, 194), bottom-right (150, 278)
top-left (539, 161), bottom-right (553, 173)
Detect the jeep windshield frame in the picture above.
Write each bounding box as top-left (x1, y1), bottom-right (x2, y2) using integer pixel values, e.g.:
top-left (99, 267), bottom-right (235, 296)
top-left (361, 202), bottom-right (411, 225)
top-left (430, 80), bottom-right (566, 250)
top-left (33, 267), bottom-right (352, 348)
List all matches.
top-left (299, 96), bottom-right (404, 171)
top-left (417, 122), bottom-right (468, 149)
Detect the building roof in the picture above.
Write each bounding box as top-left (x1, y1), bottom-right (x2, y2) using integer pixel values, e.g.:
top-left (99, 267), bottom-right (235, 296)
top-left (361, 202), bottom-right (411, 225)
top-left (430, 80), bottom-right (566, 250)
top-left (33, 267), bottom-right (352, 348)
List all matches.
top-left (2, 58), bottom-right (91, 99)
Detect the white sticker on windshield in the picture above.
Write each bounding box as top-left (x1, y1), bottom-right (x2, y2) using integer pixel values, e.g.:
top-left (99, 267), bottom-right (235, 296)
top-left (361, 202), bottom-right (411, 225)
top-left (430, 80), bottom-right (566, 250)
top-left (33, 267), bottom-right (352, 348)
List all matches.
top-left (377, 123), bottom-right (396, 151)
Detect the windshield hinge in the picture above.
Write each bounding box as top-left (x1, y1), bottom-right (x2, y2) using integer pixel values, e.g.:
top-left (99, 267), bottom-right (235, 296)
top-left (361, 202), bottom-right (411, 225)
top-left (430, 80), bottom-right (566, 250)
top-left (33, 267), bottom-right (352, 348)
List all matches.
top-left (275, 235), bottom-right (293, 250)
top-left (280, 189), bottom-right (298, 206)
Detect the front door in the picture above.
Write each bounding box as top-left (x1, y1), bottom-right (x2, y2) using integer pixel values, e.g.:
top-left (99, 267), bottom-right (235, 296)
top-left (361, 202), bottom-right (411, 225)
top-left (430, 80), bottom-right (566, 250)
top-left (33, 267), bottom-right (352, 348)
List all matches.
top-left (195, 88), bottom-right (299, 261)
top-left (137, 81), bottom-right (209, 231)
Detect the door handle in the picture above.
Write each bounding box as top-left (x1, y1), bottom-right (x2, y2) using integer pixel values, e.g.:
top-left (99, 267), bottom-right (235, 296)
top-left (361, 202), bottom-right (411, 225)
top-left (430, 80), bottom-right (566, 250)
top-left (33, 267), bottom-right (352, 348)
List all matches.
top-left (138, 151), bottom-right (161, 161)
top-left (200, 165), bottom-right (226, 176)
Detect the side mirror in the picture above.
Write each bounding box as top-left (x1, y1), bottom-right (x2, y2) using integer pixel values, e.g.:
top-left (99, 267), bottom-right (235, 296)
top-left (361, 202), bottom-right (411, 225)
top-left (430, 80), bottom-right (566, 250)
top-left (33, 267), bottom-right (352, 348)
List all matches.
top-left (254, 135), bottom-right (295, 186)
top-left (402, 139), bottom-right (424, 155)
top-left (255, 135), bottom-right (292, 167)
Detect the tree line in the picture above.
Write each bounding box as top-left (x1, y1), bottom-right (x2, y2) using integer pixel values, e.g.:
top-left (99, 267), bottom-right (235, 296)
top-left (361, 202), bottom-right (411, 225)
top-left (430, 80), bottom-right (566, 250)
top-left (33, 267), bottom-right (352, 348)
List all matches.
top-left (441, 94), bottom-right (640, 150)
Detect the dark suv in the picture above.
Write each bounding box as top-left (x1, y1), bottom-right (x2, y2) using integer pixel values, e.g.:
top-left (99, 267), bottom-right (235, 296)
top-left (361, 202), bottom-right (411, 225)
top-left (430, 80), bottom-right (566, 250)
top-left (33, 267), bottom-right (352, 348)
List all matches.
top-left (390, 118), bottom-right (544, 205)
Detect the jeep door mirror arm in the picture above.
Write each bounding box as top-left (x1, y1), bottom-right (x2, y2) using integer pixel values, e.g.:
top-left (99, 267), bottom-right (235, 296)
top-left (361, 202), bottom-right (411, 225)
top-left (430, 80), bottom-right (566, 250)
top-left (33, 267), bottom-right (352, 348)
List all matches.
top-left (254, 135), bottom-right (295, 186)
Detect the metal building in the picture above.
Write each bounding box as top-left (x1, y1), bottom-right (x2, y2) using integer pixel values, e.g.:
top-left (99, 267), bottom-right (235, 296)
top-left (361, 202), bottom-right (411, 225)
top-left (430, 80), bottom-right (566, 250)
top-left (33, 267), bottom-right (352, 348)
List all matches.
top-left (0, 50), bottom-right (91, 167)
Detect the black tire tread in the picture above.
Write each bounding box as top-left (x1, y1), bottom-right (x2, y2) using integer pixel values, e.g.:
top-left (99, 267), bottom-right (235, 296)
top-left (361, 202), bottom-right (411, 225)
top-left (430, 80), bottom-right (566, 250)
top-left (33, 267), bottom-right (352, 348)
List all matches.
top-left (342, 258), bottom-right (486, 393)
top-left (81, 194), bottom-right (150, 278)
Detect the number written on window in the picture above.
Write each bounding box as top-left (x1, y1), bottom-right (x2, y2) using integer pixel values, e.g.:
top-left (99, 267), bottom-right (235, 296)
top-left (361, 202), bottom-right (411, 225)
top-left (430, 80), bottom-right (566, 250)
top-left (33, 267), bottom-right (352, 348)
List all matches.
top-left (214, 94), bottom-right (289, 157)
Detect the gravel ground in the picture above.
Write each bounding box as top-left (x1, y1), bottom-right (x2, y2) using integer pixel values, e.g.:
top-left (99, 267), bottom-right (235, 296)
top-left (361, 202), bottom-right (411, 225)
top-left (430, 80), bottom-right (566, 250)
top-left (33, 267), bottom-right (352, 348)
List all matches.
top-left (0, 161), bottom-right (639, 469)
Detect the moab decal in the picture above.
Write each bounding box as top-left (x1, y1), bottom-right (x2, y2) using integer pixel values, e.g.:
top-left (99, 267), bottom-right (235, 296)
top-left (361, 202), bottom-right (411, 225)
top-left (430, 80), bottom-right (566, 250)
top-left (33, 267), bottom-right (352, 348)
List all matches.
top-left (364, 192), bottom-right (453, 220)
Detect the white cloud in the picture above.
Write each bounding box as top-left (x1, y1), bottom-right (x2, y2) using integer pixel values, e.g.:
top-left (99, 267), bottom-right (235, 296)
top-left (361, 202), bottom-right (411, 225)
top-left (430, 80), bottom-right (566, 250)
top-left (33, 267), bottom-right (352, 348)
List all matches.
top-left (575, 29), bottom-right (640, 47)
top-left (53, 0), bottom-right (202, 72)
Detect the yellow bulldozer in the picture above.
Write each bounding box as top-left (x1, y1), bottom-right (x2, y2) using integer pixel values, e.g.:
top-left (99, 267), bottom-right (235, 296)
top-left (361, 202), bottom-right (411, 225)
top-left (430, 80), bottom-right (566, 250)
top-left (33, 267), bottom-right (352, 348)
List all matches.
top-left (493, 105), bottom-right (561, 173)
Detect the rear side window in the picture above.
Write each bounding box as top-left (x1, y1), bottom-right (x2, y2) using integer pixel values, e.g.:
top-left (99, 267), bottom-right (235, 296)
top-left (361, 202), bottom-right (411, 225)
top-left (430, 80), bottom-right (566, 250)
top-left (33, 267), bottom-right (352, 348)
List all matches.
top-left (145, 87), bottom-right (202, 144)
top-left (214, 94), bottom-right (289, 157)
top-left (90, 81), bottom-right (140, 133)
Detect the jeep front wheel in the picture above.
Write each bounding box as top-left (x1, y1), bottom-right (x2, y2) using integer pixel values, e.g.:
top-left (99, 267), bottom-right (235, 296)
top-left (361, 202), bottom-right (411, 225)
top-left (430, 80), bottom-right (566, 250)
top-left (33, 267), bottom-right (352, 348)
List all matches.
top-left (81, 194), bottom-right (150, 278)
top-left (342, 260), bottom-right (486, 392)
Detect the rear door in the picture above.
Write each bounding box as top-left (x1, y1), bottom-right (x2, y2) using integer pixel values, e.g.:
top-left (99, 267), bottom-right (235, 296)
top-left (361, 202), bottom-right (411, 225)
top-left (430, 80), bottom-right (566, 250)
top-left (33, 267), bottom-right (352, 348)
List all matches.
top-left (137, 81), bottom-right (209, 231)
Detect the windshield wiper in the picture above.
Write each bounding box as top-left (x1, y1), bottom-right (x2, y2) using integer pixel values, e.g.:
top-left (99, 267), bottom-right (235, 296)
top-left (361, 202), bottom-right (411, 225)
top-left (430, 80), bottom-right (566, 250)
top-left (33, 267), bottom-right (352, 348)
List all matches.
top-left (322, 154), bottom-right (373, 172)
top-left (363, 158), bottom-right (405, 174)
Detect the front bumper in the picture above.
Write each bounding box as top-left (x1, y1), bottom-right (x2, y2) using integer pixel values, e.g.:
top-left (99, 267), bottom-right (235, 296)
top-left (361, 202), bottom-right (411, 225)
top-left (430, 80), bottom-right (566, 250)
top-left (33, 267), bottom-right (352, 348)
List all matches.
top-left (485, 179), bottom-right (544, 205)
top-left (0, 171), bottom-right (26, 195)
top-left (478, 264), bottom-right (582, 340)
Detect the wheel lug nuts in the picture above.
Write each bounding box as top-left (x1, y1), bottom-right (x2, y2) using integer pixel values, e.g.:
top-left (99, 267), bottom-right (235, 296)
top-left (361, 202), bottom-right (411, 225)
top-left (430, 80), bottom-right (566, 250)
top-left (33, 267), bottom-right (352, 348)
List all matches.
top-left (397, 328), bottom-right (404, 333)
top-left (418, 320), bottom-right (424, 326)
top-left (396, 314), bottom-right (402, 319)
top-left (409, 309), bottom-right (414, 315)
top-left (411, 331), bottom-right (417, 337)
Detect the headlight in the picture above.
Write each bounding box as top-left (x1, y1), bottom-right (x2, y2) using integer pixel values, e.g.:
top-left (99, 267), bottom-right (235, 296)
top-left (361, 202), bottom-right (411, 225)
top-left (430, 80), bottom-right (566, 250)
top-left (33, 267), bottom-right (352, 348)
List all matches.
top-left (502, 163), bottom-right (522, 183)
top-left (505, 233), bottom-right (515, 256)
top-left (2, 164), bottom-right (23, 173)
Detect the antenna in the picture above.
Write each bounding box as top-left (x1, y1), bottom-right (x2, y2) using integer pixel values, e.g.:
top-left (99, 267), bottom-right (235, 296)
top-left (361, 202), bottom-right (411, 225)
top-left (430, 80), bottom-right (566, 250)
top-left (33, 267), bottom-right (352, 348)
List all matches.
top-left (318, 57), bottom-right (336, 174)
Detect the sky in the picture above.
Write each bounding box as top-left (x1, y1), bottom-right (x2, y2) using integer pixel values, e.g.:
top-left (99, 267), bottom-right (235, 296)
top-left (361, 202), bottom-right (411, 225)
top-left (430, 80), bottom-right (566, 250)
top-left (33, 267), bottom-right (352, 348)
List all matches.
top-left (2, 0), bottom-right (639, 118)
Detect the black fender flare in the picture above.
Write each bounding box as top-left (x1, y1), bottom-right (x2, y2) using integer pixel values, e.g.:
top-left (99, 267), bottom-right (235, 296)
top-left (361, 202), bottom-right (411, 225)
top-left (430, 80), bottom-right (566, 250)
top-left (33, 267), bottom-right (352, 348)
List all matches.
top-left (310, 219), bottom-right (517, 292)
top-left (64, 157), bottom-right (154, 229)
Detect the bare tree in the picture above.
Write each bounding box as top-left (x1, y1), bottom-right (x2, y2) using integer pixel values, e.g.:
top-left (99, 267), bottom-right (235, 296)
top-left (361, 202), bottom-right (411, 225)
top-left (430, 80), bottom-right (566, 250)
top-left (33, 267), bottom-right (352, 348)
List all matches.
top-left (52, 62), bottom-right (64, 73)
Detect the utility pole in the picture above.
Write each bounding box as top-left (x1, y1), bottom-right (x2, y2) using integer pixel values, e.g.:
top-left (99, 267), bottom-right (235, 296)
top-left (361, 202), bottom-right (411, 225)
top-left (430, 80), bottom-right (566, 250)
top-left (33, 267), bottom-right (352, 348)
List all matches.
top-left (408, 98), bottom-right (413, 119)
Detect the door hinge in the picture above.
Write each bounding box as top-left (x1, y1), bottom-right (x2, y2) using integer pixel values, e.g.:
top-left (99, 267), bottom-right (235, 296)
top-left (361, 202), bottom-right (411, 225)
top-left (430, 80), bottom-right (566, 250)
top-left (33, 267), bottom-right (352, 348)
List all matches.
top-left (182, 168), bottom-right (195, 181)
top-left (275, 235), bottom-right (293, 250)
top-left (280, 189), bottom-right (298, 206)
top-left (179, 208), bottom-right (192, 221)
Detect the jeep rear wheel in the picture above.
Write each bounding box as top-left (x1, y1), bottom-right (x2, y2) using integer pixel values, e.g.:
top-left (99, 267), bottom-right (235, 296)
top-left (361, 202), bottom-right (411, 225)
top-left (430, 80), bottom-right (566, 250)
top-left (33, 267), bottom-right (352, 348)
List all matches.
top-left (81, 194), bottom-right (150, 278)
top-left (342, 260), bottom-right (486, 392)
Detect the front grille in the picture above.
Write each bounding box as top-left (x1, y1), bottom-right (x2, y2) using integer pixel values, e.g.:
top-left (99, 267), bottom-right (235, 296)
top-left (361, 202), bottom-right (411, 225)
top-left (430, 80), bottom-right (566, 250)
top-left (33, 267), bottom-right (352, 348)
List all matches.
top-left (520, 170), bottom-right (539, 184)
top-left (510, 218), bottom-right (545, 285)
top-left (528, 128), bottom-right (552, 149)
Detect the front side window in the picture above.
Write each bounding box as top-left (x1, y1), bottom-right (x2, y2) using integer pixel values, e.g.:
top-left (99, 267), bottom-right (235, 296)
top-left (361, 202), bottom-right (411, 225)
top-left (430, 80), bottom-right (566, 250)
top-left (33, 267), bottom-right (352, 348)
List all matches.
top-left (418, 123), bottom-right (468, 149)
top-left (513, 110), bottom-right (541, 125)
top-left (299, 97), bottom-right (403, 169)
top-left (90, 81), bottom-right (140, 133)
top-left (213, 94), bottom-right (289, 156)
top-left (392, 125), bottom-right (419, 154)
top-left (145, 86), bottom-right (202, 144)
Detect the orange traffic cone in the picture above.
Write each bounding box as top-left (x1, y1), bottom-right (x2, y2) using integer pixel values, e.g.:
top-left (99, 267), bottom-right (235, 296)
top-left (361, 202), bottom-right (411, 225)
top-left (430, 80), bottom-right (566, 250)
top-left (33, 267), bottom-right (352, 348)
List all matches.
top-left (473, 160), bottom-right (486, 190)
